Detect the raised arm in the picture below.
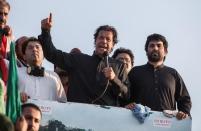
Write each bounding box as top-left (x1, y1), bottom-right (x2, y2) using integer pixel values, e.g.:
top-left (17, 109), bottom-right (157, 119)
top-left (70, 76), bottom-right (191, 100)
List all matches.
top-left (38, 13), bottom-right (70, 70)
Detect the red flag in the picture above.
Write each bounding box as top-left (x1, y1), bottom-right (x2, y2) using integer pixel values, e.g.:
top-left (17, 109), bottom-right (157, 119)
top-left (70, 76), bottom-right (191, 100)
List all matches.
top-left (0, 34), bottom-right (8, 85)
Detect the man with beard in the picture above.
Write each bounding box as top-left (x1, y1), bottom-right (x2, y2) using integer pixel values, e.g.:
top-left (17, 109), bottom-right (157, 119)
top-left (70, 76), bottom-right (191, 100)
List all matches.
top-left (38, 13), bottom-right (129, 106)
top-left (128, 33), bottom-right (191, 120)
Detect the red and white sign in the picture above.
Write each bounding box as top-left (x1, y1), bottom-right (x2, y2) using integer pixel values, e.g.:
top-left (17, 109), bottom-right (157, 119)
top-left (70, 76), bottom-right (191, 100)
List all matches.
top-left (153, 118), bottom-right (172, 128)
top-left (39, 105), bottom-right (52, 115)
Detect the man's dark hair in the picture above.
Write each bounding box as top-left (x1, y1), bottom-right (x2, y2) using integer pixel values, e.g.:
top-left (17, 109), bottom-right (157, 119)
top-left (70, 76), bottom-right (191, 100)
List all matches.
top-left (15, 36), bottom-right (28, 56)
top-left (0, 113), bottom-right (14, 131)
top-left (15, 39), bottom-right (21, 52)
top-left (112, 47), bottom-right (134, 66)
top-left (0, 0), bottom-right (10, 10)
top-left (22, 103), bottom-right (42, 117)
top-left (22, 37), bottom-right (41, 54)
top-left (70, 48), bottom-right (82, 54)
top-left (145, 33), bottom-right (168, 52)
top-left (94, 25), bottom-right (118, 45)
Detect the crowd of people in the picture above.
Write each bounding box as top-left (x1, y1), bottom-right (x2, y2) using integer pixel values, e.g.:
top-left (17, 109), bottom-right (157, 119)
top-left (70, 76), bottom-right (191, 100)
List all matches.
top-left (0, 0), bottom-right (192, 130)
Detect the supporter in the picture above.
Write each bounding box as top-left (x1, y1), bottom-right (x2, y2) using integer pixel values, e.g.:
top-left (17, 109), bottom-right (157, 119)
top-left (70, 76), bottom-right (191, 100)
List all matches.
top-left (0, 0), bottom-right (12, 87)
top-left (18, 37), bottom-right (67, 103)
top-left (15, 103), bottom-right (42, 131)
top-left (112, 47), bottom-right (134, 106)
top-left (112, 47), bottom-right (134, 73)
top-left (128, 33), bottom-right (192, 120)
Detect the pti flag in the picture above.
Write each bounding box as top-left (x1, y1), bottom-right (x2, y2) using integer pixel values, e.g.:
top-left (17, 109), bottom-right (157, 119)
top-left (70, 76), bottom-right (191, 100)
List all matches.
top-left (6, 41), bottom-right (21, 123)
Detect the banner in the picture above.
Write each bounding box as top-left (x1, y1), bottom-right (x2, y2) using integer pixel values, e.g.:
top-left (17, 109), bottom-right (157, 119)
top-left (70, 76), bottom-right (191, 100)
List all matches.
top-left (28, 99), bottom-right (192, 131)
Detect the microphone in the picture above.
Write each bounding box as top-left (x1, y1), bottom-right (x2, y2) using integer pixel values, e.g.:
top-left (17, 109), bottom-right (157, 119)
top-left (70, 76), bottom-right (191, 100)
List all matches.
top-left (103, 51), bottom-right (109, 67)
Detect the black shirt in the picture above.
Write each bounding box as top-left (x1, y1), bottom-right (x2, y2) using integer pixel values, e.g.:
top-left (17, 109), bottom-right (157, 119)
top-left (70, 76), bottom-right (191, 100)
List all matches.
top-left (38, 30), bottom-right (129, 106)
top-left (128, 63), bottom-right (191, 114)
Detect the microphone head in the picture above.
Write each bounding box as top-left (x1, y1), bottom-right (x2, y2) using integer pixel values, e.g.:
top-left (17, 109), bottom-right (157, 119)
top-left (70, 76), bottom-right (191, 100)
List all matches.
top-left (103, 51), bottom-right (109, 67)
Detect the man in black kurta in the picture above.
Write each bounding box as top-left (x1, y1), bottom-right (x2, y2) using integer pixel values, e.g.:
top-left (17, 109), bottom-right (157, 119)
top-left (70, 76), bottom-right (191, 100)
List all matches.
top-left (128, 33), bottom-right (191, 120)
top-left (38, 14), bottom-right (129, 106)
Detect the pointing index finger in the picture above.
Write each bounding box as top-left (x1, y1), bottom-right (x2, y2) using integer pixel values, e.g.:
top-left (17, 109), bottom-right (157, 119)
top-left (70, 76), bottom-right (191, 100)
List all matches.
top-left (49, 13), bottom-right (52, 22)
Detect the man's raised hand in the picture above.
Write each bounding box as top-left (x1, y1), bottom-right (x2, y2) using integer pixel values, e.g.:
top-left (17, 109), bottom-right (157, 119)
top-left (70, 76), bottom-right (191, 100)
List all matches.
top-left (41, 13), bottom-right (53, 30)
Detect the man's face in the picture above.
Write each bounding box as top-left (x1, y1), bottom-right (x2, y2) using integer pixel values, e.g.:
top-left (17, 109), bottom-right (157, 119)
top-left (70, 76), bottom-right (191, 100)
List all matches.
top-left (22, 107), bottom-right (41, 131)
top-left (95, 30), bottom-right (114, 57)
top-left (147, 40), bottom-right (167, 62)
top-left (24, 41), bottom-right (44, 67)
top-left (115, 53), bottom-right (132, 73)
top-left (0, 6), bottom-right (9, 29)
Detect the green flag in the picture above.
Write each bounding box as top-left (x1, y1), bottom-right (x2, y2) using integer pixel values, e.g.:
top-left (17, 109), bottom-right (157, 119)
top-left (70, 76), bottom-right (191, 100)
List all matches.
top-left (6, 42), bottom-right (21, 123)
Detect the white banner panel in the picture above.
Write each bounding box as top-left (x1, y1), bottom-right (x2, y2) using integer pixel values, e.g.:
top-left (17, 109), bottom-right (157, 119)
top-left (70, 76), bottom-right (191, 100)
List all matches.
top-left (28, 99), bottom-right (192, 131)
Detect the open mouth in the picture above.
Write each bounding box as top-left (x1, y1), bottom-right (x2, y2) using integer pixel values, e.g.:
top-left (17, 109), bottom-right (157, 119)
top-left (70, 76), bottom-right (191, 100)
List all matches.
top-left (151, 51), bottom-right (160, 57)
top-left (98, 45), bottom-right (108, 50)
top-left (152, 52), bottom-right (159, 57)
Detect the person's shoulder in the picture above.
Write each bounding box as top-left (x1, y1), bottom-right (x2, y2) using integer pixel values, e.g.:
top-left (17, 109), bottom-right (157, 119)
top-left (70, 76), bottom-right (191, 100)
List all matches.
top-left (129, 64), bottom-right (147, 76)
top-left (17, 66), bottom-right (27, 73)
top-left (133, 64), bottom-right (147, 70)
top-left (135, 64), bottom-right (147, 68)
top-left (163, 65), bottom-right (178, 72)
top-left (44, 70), bottom-right (59, 77)
top-left (70, 52), bottom-right (91, 60)
top-left (44, 70), bottom-right (63, 83)
top-left (163, 65), bottom-right (183, 78)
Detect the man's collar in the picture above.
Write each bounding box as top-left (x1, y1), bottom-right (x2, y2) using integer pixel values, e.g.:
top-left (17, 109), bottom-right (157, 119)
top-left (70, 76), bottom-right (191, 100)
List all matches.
top-left (92, 51), bottom-right (109, 59)
top-left (146, 62), bottom-right (164, 69)
top-left (92, 51), bottom-right (103, 60)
